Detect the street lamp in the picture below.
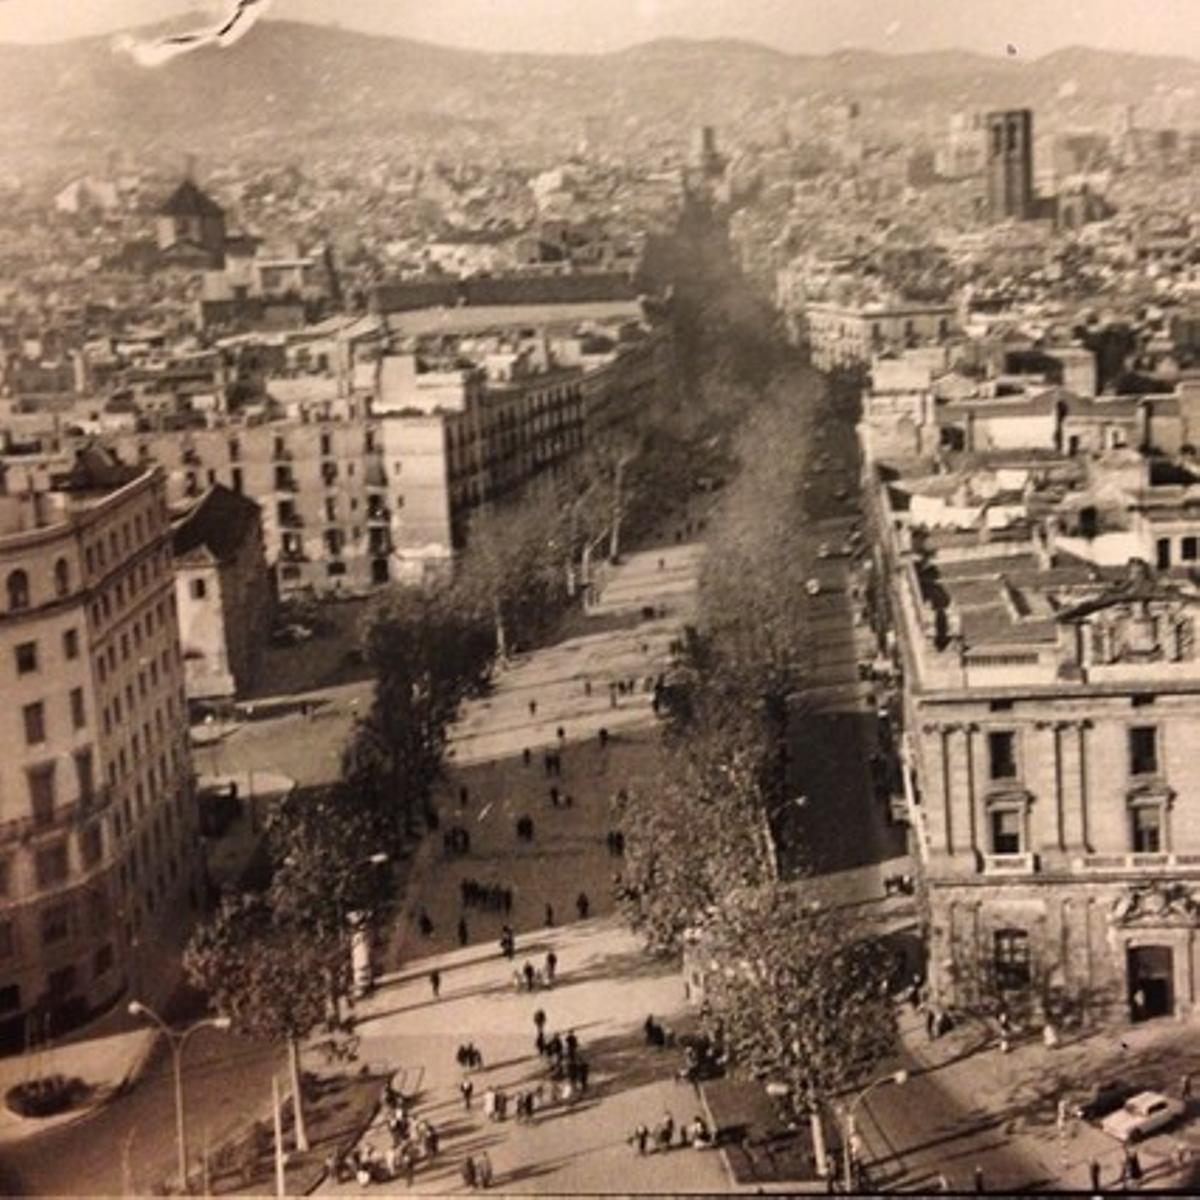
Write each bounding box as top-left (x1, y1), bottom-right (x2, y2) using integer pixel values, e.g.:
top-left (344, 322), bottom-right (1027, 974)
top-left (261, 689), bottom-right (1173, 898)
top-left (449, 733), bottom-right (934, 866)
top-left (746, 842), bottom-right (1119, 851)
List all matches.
top-left (843, 1068), bottom-right (908, 1192)
top-left (128, 999), bottom-right (231, 1193)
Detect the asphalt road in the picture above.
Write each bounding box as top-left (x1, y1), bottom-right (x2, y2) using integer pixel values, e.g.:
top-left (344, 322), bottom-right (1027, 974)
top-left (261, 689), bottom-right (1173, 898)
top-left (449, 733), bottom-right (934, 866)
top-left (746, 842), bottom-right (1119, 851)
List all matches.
top-left (0, 1028), bottom-right (278, 1195)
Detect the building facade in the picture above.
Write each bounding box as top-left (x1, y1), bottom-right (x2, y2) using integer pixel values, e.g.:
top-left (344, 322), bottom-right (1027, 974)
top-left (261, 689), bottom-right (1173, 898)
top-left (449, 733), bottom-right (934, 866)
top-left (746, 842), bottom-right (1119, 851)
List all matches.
top-left (868, 442), bottom-right (1200, 1030)
top-left (0, 453), bottom-right (200, 1048)
top-left (172, 485), bottom-right (273, 702)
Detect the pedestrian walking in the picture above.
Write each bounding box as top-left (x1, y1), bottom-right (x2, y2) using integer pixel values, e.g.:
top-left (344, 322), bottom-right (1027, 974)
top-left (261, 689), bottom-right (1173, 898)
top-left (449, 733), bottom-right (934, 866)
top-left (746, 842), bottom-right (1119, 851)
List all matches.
top-left (477, 1151), bottom-right (494, 1189)
top-left (550, 785), bottom-right (559, 807)
top-left (523, 961), bottom-right (536, 991)
top-left (557, 725), bottom-right (565, 742)
top-left (1088, 1158), bottom-right (1101, 1192)
top-left (523, 747), bottom-right (531, 766)
top-left (458, 915), bottom-right (469, 947)
top-left (461, 1155), bottom-right (477, 1190)
top-left (1127, 1148), bottom-right (1142, 1183)
top-left (578, 1059), bottom-right (590, 1092)
top-left (566, 1029), bottom-right (579, 1061)
top-left (418, 909), bottom-right (434, 938)
top-left (460, 784), bottom-right (469, 807)
top-left (430, 968), bottom-right (441, 999)
top-left (545, 903), bottom-right (554, 927)
top-left (633, 1124), bottom-right (650, 1154)
top-left (1183, 1071), bottom-right (1194, 1102)
top-left (483, 1086), bottom-right (498, 1121)
top-left (599, 726), bottom-right (609, 748)
top-left (460, 1077), bottom-right (474, 1111)
top-left (546, 950), bottom-right (557, 983)
top-left (534, 1007), bottom-right (547, 1032)
top-left (576, 892), bottom-right (590, 920)
top-left (973, 1165), bottom-right (985, 1193)
top-left (529, 699), bottom-right (538, 717)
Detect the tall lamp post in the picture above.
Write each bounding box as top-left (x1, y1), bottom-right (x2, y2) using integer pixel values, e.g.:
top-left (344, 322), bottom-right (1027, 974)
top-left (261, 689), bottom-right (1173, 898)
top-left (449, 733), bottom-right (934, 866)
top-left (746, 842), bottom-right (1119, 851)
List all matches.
top-left (843, 1068), bottom-right (908, 1192)
top-left (128, 999), bottom-right (231, 1192)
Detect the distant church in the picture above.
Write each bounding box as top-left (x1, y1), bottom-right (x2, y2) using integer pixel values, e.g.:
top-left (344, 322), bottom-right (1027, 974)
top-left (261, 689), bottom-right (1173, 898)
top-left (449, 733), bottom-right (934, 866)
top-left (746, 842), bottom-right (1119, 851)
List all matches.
top-left (155, 178), bottom-right (227, 268)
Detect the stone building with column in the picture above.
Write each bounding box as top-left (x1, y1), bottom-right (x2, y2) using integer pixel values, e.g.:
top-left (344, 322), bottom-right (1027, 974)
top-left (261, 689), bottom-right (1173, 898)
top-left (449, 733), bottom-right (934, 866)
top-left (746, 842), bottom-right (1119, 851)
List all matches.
top-left (871, 449), bottom-right (1200, 1028)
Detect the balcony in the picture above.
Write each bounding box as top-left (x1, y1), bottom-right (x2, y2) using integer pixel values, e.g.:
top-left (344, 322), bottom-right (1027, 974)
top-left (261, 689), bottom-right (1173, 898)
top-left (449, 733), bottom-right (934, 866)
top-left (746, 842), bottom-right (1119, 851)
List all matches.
top-left (272, 447), bottom-right (292, 462)
top-left (0, 788), bottom-right (113, 847)
top-left (274, 474), bottom-right (298, 493)
top-left (1075, 852), bottom-right (1200, 872)
top-left (982, 851), bottom-right (1038, 876)
top-left (279, 511), bottom-right (303, 528)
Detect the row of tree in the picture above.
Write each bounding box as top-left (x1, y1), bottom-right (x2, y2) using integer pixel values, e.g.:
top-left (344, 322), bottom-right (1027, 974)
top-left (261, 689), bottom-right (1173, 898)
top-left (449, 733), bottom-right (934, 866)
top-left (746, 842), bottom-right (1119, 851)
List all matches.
top-left (616, 202), bottom-right (897, 1129)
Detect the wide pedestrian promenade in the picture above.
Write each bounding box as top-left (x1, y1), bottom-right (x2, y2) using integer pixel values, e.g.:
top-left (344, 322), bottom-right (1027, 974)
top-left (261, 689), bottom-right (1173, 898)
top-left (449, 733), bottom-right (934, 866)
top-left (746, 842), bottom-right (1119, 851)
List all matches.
top-left (318, 542), bottom-right (733, 1193)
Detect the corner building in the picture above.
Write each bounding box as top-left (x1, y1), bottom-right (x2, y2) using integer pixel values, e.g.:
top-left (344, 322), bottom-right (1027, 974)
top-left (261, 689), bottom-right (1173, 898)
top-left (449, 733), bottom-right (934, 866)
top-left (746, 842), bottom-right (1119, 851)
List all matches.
top-left (0, 454), bottom-right (199, 1048)
top-left (872, 455), bottom-right (1200, 1028)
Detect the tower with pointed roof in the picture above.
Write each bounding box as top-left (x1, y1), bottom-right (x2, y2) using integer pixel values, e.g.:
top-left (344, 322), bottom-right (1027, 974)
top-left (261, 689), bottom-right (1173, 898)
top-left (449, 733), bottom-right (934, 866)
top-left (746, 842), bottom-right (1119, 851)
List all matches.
top-left (155, 178), bottom-right (227, 266)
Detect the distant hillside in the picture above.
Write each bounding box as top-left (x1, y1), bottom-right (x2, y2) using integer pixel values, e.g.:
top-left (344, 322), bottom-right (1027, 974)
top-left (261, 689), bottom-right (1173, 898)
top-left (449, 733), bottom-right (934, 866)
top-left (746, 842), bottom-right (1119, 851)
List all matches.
top-left (2, 22), bottom-right (1198, 178)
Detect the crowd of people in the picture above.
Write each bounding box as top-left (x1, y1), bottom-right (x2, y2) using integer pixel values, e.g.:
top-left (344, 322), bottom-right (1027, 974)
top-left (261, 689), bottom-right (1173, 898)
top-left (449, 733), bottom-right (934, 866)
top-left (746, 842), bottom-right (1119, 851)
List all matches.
top-left (331, 1081), bottom-right (442, 1188)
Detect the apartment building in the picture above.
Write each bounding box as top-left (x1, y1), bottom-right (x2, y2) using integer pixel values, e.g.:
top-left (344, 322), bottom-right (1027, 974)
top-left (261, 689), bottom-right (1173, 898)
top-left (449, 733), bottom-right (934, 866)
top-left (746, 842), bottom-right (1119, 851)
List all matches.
top-left (804, 299), bottom-right (958, 371)
top-left (868, 444), bottom-right (1200, 1029)
top-left (0, 450), bottom-right (199, 1048)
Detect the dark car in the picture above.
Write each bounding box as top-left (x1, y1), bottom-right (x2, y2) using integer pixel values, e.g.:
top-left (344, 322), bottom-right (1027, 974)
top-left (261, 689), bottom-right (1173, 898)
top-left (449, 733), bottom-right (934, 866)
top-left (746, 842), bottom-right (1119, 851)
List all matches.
top-left (1074, 1080), bottom-right (1140, 1122)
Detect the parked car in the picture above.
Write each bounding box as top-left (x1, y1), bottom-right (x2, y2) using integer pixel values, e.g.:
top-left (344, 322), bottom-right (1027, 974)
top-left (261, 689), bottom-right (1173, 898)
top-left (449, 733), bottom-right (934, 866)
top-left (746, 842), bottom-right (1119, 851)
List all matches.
top-left (817, 542), bottom-right (831, 559)
top-left (805, 578), bottom-right (822, 597)
top-left (1074, 1080), bottom-right (1139, 1122)
top-left (1101, 1091), bottom-right (1183, 1142)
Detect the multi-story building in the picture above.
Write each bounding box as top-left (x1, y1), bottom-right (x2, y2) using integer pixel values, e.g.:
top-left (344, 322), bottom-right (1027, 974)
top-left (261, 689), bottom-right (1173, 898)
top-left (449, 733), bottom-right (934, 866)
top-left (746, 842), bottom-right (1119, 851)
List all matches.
top-left (985, 109), bottom-right (1035, 223)
top-left (869, 440), bottom-right (1200, 1029)
top-left (803, 300), bottom-right (958, 371)
top-left (0, 449), bottom-right (200, 1049)
top-left (172, 484), bottom-right (273, 703)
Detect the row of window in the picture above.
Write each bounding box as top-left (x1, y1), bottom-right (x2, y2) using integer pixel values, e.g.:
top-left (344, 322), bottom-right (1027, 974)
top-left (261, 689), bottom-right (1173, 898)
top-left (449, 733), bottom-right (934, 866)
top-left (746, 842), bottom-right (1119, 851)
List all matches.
top-left (88, 546), bottom-right (172, 632)
top-left (4, 559), bottom-right (72, 614)
top-left (984, 725), bottom-right (1161, 783)
top-left (20, 689), bottom-right (87, 746)
top-left (95, 596), bottom-right (177, 685)
top-left (987, 798), bottom-right (1165, 857)
top-left (13, 628), bottom-right (79, 677)
top-left (83, 504), bottom-right (163, 582)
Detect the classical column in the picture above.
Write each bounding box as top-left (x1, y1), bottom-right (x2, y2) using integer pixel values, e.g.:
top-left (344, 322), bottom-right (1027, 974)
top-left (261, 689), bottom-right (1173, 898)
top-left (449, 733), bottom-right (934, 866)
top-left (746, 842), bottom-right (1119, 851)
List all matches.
top-left (1058, 719), bottom-right (1091, 855)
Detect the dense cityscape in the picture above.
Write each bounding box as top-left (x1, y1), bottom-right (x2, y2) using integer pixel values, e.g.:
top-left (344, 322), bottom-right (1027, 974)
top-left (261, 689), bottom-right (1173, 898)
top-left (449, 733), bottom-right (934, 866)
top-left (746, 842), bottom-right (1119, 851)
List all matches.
top-left (2, 2), bottom-right (1200, 1194)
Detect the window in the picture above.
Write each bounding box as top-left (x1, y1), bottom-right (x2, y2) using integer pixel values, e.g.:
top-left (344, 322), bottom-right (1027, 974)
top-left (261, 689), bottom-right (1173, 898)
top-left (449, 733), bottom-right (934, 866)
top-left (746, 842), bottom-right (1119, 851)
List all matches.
top-left (993, 928), bottom-right (1031, 989)
top-left (54, 558), bottom-right (70, 598)
top-left (75, 749), bottom-right (95, 806)
top-left (1131, 804), bottom-right (1163, 853)
top-left (15, 641), bottom-right (37, 675)
top-left (0, 859), bottom-right (9, 898)
top-left (1129, 726), bottom-right (1159, 777)
top-left (990, 808), bottom-right (1022, 855)
top-left (47, 965), bottom-right (77, 997)
top-left (35, 843), bottom-right (69, 889)
top-left (63, 629), bottom-right (79, 660)
top-left (1183, 537), bottom-right (1199, 563)
top-left (80, 824), bottom-right (103, 868)
top-left (93, 944), bottom-right (114, 979)
top-left (6, 569), bottom-right (30, 611)
top-left (232, 468), bottom-right (243, 494)
top-left (987, 731), bottom-right (1018, 781)
top-left (70, 687), bottom-right (86, 731)
top-left (190, 578), bottom-right (207, 600)
top-left (23, 702), bottom-right (46, 745)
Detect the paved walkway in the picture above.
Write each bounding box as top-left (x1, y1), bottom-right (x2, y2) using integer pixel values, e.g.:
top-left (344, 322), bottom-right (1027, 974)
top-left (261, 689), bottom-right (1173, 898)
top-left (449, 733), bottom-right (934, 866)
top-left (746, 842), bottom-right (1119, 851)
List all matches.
top-left (862, 998), bottom-right (1200, 1192)
top-left (315, 543), bottom-right (735, 1193)
top-left (322, 920), bottom-right (730, 1195)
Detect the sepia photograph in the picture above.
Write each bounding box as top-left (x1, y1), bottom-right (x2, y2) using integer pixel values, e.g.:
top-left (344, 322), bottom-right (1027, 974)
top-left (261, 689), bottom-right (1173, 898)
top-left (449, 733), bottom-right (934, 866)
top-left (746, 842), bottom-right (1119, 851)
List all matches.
top-left (0, 0), bottom-right (1199, 1193)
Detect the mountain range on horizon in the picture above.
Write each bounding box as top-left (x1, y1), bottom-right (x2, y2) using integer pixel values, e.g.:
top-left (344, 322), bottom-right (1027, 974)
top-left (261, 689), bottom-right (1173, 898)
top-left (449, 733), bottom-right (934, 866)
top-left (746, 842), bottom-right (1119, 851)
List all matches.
top-left (2, 17), bottom-right (1198, 181)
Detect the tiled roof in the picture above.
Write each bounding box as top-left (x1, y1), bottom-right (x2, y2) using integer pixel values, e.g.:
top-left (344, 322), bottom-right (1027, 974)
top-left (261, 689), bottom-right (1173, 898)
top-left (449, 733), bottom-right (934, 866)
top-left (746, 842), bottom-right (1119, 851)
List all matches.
top-left (172, 484), bottom-right (261, 565)
top-left (159, 179), bottom-right (224, 219)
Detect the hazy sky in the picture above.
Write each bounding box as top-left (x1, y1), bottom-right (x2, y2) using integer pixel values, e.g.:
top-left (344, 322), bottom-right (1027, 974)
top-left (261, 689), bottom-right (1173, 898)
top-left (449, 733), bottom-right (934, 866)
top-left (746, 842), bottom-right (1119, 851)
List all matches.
top-left (0, 0), bottom-right (1197, 60)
